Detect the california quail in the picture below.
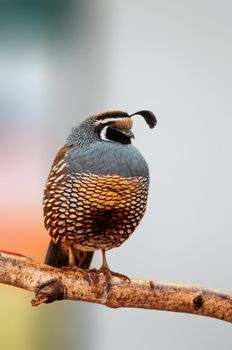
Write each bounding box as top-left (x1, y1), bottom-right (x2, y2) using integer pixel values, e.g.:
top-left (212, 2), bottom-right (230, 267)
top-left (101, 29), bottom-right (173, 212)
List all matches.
top-left (44, 110), bottom-right (156, 277)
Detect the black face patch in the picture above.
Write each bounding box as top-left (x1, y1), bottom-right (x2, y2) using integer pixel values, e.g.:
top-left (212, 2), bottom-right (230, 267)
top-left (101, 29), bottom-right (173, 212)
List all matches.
top-left (106, 126), bottom-right (132, 144)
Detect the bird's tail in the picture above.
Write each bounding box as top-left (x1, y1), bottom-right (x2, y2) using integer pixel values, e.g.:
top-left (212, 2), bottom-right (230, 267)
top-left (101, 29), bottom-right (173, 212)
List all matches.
top-left (45, 240), bottom-right (93, 269)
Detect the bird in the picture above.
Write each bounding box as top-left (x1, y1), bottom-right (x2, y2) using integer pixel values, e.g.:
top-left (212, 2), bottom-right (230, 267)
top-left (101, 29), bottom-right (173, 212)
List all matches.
top-left (43, 110), bottom-right (156, 280)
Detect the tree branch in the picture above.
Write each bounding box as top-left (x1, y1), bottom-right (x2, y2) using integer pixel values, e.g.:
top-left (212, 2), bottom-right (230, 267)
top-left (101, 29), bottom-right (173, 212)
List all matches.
top-left (0, 250), bottom-right (232, 323)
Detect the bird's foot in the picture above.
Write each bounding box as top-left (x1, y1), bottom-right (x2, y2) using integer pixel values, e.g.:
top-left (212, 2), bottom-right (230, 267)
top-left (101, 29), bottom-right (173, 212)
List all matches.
top-left (97, 266), bottom-right (130, 293)
top-left (84, 268), bottom-right (98, 273)
top-left (108, 270), bottom-right (130, 282)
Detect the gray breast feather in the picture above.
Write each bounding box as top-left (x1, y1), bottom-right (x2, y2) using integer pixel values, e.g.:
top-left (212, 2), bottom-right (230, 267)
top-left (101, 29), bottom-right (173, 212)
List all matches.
top-left (67, 142), bottom-right (149, 178)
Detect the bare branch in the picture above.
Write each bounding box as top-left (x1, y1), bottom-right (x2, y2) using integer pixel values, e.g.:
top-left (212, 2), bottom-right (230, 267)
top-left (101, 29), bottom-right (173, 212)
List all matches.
top-left (0, 251), bottom-right (232, 323)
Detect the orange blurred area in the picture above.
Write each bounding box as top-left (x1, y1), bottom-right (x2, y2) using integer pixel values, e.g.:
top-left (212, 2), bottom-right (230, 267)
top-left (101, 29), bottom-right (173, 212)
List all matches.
top-left (0, 211), bottom-right (49, 261)
top-left (0, 130), bottom-right (51, 261)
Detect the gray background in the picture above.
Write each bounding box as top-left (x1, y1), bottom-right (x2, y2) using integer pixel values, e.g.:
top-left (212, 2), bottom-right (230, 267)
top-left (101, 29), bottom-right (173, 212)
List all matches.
top-left (49, 1), bottom-right (232, 348)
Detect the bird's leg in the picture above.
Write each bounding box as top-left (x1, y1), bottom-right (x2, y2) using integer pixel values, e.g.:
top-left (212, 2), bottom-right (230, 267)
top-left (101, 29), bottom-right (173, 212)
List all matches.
top-left (98, 250), bottom-right (130, 284)
top-left (96, 250), bottom-right (112, 291)
top-left (61, 245), bottom-right (90, 282)
top-left (100, 249), bottom-right (109, 271)
top-left (67, 245), bottom-right (76, 267)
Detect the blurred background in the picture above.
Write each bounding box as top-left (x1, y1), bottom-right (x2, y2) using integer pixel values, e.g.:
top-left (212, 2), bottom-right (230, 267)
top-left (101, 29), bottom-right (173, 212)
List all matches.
top-left (0, 0), bottom-right (232, 349)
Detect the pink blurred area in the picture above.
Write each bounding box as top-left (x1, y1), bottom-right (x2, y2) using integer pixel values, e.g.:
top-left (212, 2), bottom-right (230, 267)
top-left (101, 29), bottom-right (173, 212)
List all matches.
top-left (0, 52), bottom-right (55, 260)
top-left (0, 126), bottom-right (49, 260)
top-left (0, 2), bottom-right (107, 347)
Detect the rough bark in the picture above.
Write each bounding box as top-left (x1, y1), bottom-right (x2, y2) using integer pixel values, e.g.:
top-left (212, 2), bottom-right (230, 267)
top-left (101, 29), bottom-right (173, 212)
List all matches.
top-left (0, 250), bottom-right (232, 323)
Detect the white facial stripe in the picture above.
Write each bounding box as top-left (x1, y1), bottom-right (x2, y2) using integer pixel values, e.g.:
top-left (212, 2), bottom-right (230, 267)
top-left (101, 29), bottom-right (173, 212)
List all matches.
top-left (95, 117), bottom-right (128, 126)
top-left (100, 125), bottom-right (113, 142)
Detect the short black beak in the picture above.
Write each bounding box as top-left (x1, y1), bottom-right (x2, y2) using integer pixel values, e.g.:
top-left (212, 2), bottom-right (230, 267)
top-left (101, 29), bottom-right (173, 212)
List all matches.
top-left (122, 129), bottom-right (135, 139)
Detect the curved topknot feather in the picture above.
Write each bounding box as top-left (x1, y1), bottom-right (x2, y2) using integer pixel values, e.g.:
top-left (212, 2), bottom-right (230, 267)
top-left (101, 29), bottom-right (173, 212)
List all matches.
top-left (130, 110), bottom-right (157, 129)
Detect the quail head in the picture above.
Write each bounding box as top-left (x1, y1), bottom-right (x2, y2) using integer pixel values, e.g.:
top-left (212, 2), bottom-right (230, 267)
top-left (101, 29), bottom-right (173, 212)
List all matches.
top-left (43, 110), bottom-right (157, 278)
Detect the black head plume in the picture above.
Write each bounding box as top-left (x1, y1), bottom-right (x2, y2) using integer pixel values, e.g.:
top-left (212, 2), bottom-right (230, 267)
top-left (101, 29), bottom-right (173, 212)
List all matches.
top-left (129, 110), bottom-right (157, 129)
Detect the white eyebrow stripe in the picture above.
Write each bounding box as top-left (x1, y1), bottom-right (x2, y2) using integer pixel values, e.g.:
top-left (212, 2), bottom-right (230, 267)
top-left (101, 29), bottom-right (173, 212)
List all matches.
top-left (100, 125), bottom-right (113, 142)
top-left (95, 117), bottom-right (129, 126)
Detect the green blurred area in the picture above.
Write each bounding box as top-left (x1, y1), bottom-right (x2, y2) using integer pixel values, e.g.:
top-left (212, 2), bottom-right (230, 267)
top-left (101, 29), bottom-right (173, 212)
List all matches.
top-left (1, 285), bottom-right (33, 350)
top-left (0, 0), bottom-right (68, 16)
top-left (0, 0), bottom-right (83, 44)
top-left (1, 285), bottom-right (55, 350)
top-left (0, 285), bottom-right (88, 350)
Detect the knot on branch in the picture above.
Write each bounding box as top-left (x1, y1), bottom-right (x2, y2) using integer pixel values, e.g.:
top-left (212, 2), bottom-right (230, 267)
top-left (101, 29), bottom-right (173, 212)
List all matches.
top-left (31, 279), bottom-right (64, 306)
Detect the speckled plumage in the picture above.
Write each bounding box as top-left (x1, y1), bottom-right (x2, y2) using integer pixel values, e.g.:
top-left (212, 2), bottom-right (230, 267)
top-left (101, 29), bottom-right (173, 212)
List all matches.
top-left (43, 110), bottom-right (156, 269)
top-left (44, 171), bottom-right (149, 251)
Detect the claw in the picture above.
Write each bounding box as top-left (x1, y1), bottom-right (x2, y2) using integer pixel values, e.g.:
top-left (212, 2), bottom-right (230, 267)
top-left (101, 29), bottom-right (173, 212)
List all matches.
top-left (109, 270), bottom-right (130, 282)
top-left (97, 250), bottom-right (131, 293)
